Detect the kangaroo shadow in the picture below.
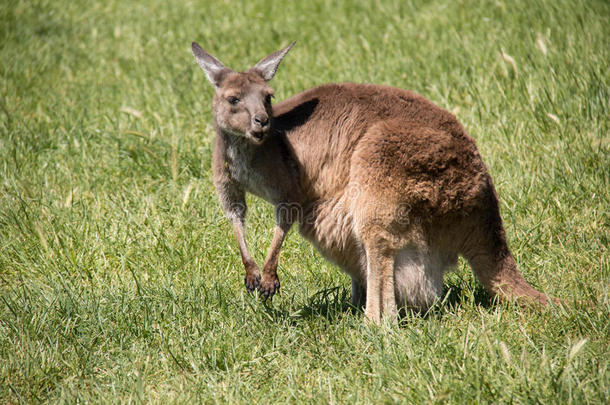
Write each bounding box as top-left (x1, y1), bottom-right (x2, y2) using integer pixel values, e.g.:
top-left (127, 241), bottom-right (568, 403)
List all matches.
top-left (259, 281), bottom-right (495, 324)
top-left (398, 282), bottom-right (495, 322)
top-left (268, 286), bottom-right (353, 324)
top-left (273, 98), bottom-right (319, 132)
top-left (442, 282), bottom-right (495, 309)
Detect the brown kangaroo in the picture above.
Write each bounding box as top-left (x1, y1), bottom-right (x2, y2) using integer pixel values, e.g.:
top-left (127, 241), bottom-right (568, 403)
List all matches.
top-left (191, 41), bottom-right (554, 323)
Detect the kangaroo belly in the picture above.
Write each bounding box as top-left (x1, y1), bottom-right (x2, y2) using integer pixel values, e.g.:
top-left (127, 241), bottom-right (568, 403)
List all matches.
top-left (298, 197), bottom-right (365, 278)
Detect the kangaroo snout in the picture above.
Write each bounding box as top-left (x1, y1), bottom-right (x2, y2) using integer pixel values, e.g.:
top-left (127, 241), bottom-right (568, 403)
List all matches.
top-left (252, 113), bottom-right (269, 128)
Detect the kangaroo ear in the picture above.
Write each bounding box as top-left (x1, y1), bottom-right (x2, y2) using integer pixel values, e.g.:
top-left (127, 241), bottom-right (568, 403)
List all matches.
top-left (191, 42), bottom-right (230, 86)
top-left (250, 41), bottom-right (295, 82)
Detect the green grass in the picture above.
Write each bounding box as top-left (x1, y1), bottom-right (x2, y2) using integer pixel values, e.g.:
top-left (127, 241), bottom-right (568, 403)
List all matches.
top-left (1, 0), bottom-right (608, 402)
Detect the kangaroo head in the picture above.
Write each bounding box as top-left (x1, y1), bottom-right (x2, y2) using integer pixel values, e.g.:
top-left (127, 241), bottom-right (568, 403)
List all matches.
top-left (191, 42), bottom-right (295, 145)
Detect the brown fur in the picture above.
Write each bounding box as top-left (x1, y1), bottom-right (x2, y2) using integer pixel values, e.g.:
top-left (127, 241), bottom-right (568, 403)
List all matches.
top-left (191, 42), bottom-right (555, 323)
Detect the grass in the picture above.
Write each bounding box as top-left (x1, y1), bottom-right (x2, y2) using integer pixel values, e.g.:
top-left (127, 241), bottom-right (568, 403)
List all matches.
top-left (0, 0), bottom-right (608, 402)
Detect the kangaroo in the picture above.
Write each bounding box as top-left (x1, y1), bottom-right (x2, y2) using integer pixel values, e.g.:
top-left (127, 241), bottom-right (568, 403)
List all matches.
top-left (191, 41), bottom-right (554, 323)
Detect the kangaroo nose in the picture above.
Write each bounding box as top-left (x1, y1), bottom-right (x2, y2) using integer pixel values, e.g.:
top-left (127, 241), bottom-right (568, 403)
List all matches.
top-left (253, 114), bottom-right (269, 128)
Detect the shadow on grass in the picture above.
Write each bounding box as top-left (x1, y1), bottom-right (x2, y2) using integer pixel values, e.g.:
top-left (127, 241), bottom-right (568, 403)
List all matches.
top-left (253, 286), bottom-right (353, 324)
top-left (255, 282), bottom-right (495, 324)
top-left (401, 283), bottom-right (495, 322)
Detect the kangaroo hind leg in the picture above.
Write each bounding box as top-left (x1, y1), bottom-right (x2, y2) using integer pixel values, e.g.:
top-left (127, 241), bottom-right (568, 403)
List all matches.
top-left (362, 241), bottom-right (397, 324)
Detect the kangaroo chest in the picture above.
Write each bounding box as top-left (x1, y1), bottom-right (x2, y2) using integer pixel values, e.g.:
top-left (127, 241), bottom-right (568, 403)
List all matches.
top-left (225, 142), bottom-right (284, 205)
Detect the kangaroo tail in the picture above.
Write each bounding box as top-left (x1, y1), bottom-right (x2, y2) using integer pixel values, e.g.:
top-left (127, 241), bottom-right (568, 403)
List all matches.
top-left (463, 180), bottom-right (558, 306)
top-left (468, 246), bottom-right (553, 305)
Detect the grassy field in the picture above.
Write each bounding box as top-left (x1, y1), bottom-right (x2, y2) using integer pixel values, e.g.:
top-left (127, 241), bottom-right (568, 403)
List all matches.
top-left (1, 0), bottom-right (608, 402)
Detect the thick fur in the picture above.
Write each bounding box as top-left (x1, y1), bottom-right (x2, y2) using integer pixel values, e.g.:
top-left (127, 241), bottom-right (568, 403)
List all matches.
top-left (192, 44), bottom-right (553, 323)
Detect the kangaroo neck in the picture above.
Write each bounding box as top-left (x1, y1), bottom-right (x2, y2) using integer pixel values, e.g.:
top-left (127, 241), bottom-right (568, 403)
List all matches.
top-left (216, 129), bottom-right (259, 185)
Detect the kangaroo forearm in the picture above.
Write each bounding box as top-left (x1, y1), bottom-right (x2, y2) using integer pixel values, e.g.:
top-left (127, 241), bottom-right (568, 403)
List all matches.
top-left (263, 223), bottom-right (290, 272)
top-left (216, 178), bottom-right (261, 291)
top-left (256, 223), bottom-right (286, 298)
top-left (232, 219), bottom-right (254, 266)
top-left (232, 218), bottom-right (262, 292)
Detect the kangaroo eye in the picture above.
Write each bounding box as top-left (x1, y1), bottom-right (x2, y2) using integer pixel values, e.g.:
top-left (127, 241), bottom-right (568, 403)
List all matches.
top-left (227, 96), bottom-right (240, 105)
top-left (265, 94), bottom-right (274, 104)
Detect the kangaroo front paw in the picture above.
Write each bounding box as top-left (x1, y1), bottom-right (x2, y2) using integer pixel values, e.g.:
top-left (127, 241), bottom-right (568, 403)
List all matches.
top-left (258, 274), bottom-right (280, 299)
top-left (244, 263), bottom-right (261, 292)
